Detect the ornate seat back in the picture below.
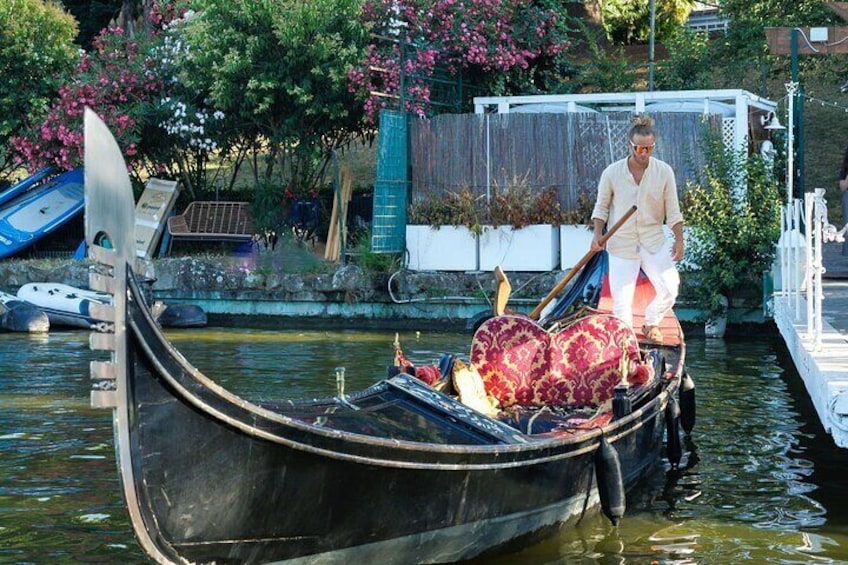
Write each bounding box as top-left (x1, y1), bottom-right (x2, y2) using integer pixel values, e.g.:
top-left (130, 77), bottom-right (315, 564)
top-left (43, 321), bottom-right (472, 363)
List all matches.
top-left (470, 314), bottom-right (641, 408)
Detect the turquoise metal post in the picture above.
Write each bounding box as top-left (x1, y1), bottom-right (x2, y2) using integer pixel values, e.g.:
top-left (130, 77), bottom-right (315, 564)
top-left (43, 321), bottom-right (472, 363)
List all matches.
top-left (798, 84), bottom-right (805, 195)
top-left (790, 28), bottom-right (800, 200)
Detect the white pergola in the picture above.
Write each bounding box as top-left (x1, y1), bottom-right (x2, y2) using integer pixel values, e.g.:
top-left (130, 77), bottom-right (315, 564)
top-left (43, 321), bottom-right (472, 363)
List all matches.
top-left (473, 89), bottom-right (779, 156)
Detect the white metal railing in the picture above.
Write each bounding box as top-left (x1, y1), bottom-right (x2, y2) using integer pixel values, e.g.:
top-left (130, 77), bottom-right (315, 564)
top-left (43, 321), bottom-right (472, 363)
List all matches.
top-left (777, 189), bottom-right (846, 350)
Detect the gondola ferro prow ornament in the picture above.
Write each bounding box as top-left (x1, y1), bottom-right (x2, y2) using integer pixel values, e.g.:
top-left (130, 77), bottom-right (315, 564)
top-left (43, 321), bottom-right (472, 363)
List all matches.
top-left (83, 109), bottom-right (175, 565)
top-left (84, 107), bottom-right (135, 411)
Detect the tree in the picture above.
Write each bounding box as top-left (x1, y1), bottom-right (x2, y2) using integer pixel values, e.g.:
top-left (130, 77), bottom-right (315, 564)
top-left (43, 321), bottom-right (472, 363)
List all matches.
top-left (655, 27), bottom-right (713, 90)
top-left (175, 0), bottom-right (369, 200)
top-left (716, 0), bottom-right (839, 61)
top-left (60, 0), bottom-right (119, 46)
top-left (349, 0), bottom-right (573, 123)
top-left (11, 26), bottom-right (164, 178)
top-left (11, 1), bottom-right (195, 187)
top-left (0, 0), bottom-right (78, 178)
top-left (681, 134), bottom-right (782, 318)
top-left (600, 0), bottom-right (696, 45)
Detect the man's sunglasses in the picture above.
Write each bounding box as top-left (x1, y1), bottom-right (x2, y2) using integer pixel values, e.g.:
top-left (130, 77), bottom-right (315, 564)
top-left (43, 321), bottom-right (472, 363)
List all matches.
top-left (629, 142), bottom-right (655, 155)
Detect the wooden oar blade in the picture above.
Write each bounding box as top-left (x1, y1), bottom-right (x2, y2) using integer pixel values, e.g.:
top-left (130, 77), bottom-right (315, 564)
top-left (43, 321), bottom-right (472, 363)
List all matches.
top-left (493, 265), bottom-right (511, 316)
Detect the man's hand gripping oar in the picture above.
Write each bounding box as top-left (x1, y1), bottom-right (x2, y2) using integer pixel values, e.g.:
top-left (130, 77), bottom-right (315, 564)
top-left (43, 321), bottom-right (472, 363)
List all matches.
top-left (479, 205), bottom-right (635, 329)
top-left (527, 205), bottom-right (636, 320)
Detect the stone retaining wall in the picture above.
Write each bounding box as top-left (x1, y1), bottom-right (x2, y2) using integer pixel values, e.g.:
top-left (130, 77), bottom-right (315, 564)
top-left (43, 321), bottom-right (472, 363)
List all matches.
top-left (0, 256), bottom-right (764, 326)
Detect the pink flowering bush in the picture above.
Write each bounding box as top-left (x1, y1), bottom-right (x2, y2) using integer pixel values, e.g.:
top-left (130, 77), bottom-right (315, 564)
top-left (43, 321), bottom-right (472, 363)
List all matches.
top-left (349, 0), bottom-right (572, 122)
top-left (12, 26), bottom-right (161, 173)
top-left (11, 0), bottom-right (199, 184)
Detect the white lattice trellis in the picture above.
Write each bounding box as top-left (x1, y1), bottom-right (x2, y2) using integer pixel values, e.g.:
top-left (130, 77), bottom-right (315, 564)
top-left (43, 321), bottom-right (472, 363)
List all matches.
top-left (475, 90), bottom-right (776, 159)
top-left (577, 117), bottom-right (630, 170)
top-left (722, 117), bottom-right (736, 150)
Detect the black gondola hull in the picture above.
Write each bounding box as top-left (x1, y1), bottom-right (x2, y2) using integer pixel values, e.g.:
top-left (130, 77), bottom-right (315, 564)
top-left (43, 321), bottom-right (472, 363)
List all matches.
top-left (123, 290), bottom-right (671, 564)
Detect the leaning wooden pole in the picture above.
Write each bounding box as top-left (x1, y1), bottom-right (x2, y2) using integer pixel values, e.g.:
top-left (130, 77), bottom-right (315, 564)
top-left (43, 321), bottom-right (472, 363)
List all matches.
top-left (529, 205), bottom-right (637, 320)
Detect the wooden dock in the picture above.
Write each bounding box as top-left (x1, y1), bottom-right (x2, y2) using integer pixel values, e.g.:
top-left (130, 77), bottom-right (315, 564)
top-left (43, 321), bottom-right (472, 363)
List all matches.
top-left (774, 240), bottom-right (848, 448)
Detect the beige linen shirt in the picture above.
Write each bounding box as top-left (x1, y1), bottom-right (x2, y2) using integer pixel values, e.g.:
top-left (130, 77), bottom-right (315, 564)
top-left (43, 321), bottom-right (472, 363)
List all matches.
top-left (591, 157), bottom-right (683, 260)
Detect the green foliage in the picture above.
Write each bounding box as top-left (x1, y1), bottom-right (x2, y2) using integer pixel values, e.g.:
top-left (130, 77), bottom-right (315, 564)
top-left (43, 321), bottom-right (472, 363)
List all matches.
top-left (601, 0), bottom-right (696, 45)
top-left (60, 0), bottom-right (117, 47)
top-left (251, 179), bottom-right (289, 232)
top-left (572, 21), bottom-right (637, 92)
top-left (716, 0), bottom-right (839, 61)
top-left (408, 183), bottom-right (592, 232)
top-left (350, 231), bottom-right (400, 273)
top-left (351, 0), bottom-right (575, 121)
top-left (408, 188), bottom-right (486, 234)
top-left (176, 0), bottom-right (369, 196)
top-left (488, 185), bottom-right (566, 229)
top-left (681, 134), bottom-right (782, 317)
top-left (655, 27), bottom-right (713, 90)
top-left (0, 0), bottom-right (78, 177)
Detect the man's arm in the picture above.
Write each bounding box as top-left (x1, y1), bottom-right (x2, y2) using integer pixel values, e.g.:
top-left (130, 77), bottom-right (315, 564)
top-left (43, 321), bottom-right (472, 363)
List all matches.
top-left (591, 168), bottom-right (613, 252)
top-left (591, 218), bottom-right (606, 252)
top-left (664, 166), bottom-right (684, 261)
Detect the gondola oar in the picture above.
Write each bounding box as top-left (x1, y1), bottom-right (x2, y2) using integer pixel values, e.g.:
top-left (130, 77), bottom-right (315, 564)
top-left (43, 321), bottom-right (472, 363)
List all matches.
top-left (529, 205), bottom-right (637, 320)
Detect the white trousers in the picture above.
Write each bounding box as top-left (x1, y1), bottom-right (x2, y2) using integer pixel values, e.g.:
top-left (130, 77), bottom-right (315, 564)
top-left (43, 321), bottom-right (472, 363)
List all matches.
top-left (608, 246), bottom-right (679, 328)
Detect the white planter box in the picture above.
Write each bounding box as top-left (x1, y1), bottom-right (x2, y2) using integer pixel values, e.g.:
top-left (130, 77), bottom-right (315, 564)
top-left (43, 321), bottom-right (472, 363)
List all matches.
top-left (479, 224), bottom-right (560, 271)
top-left (560, 224), bottom-right (594, 270)
top-left (405, 225), bottom-right (478, 271)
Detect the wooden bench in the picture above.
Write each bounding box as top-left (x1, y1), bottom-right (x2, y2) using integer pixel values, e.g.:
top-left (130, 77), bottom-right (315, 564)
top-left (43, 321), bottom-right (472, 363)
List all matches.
top-left (166, 201), bottom-right (255, 253)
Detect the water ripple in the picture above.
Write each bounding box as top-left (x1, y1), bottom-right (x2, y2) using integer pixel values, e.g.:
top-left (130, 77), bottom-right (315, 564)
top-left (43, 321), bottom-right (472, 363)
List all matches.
top-left (2, 328), bottom-right (848, 563)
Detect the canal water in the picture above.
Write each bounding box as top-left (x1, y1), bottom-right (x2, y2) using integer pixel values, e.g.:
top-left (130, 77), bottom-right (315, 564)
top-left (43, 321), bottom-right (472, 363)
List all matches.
top-left (2, 325), bottom-right (848, 564)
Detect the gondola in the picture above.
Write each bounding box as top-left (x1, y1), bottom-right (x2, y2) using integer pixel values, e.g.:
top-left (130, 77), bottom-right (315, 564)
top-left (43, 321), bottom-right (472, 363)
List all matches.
top-left (83, 109), bottom-right (692, 565)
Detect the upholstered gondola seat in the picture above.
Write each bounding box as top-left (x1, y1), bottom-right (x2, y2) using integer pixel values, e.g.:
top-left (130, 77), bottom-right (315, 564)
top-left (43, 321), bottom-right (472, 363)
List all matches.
top-left (470, 314), bottom-right (642, 408)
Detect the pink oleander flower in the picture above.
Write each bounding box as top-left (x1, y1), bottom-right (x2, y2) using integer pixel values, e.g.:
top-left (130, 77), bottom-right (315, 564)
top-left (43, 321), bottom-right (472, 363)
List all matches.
top-left (351, 0), bottom-right (570, 123)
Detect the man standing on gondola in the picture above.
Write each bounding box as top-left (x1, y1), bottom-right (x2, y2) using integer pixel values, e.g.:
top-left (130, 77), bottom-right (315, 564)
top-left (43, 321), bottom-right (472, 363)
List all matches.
top-left (590, 113), bottom-right (684, 345)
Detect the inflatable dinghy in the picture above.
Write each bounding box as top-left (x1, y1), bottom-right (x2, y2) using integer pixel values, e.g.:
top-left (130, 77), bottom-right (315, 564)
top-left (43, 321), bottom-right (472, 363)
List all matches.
top-left (16, 282), bottom-right (110, 329)
top-left (0, 290), bottom-right (49, 332)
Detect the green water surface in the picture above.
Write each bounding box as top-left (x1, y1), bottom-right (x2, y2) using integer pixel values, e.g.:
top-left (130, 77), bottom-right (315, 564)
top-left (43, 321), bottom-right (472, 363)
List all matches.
top-left (0, 327), bottom-right (846, 564)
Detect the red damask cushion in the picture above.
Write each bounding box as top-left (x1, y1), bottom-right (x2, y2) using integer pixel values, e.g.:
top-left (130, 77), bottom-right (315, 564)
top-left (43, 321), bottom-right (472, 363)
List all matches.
top-left (470, 314), bottom-right (641, 408)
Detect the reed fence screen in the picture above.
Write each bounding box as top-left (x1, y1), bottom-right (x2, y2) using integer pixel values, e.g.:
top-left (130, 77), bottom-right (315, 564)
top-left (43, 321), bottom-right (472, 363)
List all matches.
top-left (410, 112), bottom-right (721, 212)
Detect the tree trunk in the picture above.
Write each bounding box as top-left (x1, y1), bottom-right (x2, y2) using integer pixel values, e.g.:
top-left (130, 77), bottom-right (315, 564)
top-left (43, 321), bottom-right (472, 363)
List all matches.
top-left (567, 0), bottom-right (604, 29)
top-left (120, 0), bottom-right (136, 37)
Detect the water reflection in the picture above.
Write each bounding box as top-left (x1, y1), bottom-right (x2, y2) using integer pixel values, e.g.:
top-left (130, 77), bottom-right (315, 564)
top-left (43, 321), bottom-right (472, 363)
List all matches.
top-left (2, 327), bottom-right (848, 563)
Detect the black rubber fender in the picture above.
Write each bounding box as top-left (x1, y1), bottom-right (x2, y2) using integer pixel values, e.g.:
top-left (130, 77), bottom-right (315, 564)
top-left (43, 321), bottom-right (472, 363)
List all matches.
top-left (595, 435), bottom-right (625, 526)
top-left (679, 371), bottom-right (696, 435)
top-left (665, 396), bottom-right (682, 469)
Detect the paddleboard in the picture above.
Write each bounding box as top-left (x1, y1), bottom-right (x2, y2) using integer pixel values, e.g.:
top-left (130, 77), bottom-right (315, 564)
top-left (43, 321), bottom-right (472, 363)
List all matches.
top-left (135, 177), bottom-right (179, 260)
top-left (0, 167), bottom-right (55, 208)
top-left (0, 168), bottom-right (84, 259)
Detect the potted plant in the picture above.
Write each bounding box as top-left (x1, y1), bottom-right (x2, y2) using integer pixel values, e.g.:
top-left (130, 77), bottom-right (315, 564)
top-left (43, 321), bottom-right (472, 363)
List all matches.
top-left (681, 138), bottom-right (782, 337)
top-left (406, 188), bottom-right (484, 271)
top-left (558, 190), bottom-right (596, 271)
top-left (479, 184), bottom-right (565, 272)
